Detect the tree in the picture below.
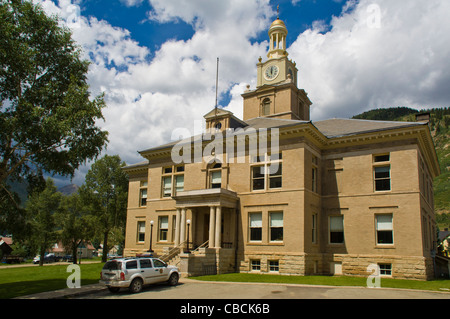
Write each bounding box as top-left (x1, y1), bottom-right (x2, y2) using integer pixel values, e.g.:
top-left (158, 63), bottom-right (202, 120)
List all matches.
top-left (56, 192), bottom-right (95, 264)
top-left (0, 1), bottom-right (108, 192)
top-left (81, 155), bottom-right (128, 262)
top-left (25, 178), bottom-right (61, 266)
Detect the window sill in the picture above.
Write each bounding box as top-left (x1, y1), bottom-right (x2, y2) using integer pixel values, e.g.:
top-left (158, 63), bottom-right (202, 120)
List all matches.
top-left (247, 242), bottom-right (284, 246)
top-left (375, 244), bottom-right (395, 249)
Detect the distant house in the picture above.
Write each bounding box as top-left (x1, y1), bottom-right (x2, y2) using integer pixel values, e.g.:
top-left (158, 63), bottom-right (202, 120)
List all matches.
top-left (51, 241), bottom-right (96, 259)
top-left (98, 244), bottom-right (120, 258)
top-left (0, 237), bottom-right (13, 256)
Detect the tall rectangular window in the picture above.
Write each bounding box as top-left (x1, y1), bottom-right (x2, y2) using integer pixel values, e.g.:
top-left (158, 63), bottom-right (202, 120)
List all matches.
top-left (374, 166), bottom-right (391, 191)
top-left (373, 154), bottom-right (391, 192)
top-left (252, 166), bottom-right (265, 190)
top-left (312, 155), bottom-right (318, 193)
top-left (140, 189), bottom-right (147, 207)
top-left (139, 181), bottom-right (148, 207)
top-left (268, 163), bottom-right (282, 189)
top-left (329, 216), bottom-right (344, 244)
top-left (249, 213), bottom-right (262, 241)
top-left (210, 171), bottom-right (222, 189)
top-left (159, 216), bottom-right (169, 241)
top-left (312, 213), bottom-right (317, 244)
top-left (137, 221), bottom-right (145, 243)
top-left (175, 175), bottom-right (184, 194)
top-left (162, 176), bottom-right (172, 197)
top-left (270, 212), bottom-right (283, 242)
top-left (376, 214), bottom-right (393, 244)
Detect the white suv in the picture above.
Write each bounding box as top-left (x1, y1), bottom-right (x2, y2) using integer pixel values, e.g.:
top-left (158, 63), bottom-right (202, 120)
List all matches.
top-left (100, 257), bottom-right (180, 293)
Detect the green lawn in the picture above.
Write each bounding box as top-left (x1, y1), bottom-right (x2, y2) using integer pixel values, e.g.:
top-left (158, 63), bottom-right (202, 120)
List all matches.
top-left (190, 273), bottom-right (450, 292)
top-left (0, 263), bottom-right (104, 299)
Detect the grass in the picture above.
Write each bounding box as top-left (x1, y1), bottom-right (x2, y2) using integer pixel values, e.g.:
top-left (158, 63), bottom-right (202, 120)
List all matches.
top-left (190, 273), bottom-right (450, 292)
top-left (0, 263), bottom-right (104, 299)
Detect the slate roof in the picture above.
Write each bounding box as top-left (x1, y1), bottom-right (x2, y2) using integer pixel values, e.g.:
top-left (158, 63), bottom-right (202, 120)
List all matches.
top-left (129, 117), bottom-right (428, 168)
top-left (312, 118), bottom-right (426, 138)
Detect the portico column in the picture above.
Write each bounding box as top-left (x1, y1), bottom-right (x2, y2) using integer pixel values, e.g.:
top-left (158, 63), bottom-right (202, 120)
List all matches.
top-left (209, 206), bottom-right (216, 248)
top-left (180, 208), bottom-right (186, 247)
top-left (174, 208), bottom-right (181, 246)
top-left (215, 206), bottom-right (222, 249)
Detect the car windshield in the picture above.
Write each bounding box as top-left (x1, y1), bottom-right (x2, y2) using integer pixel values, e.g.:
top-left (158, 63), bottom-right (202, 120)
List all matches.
top-left (103, 261), bottom-right (121, 271)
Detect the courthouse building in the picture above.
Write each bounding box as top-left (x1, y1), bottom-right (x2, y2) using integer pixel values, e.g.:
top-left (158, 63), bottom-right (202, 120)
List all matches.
top-left (123, 17), bottom-right (441, 280)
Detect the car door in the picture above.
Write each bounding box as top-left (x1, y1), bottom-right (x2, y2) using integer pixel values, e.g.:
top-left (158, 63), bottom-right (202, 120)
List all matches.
top-left (139, 259), bottom-right (158, 284)
top-left (125, 260), bottom-right (140, 280)
top-left (152, 258), bottom-right (170, 282)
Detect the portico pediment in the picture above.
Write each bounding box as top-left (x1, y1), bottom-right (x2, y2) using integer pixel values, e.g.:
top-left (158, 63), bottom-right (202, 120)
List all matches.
top-left (172, 188), bottom-right (239, 209)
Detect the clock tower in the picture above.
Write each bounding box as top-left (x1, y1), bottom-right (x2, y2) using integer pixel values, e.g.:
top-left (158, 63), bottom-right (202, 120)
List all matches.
top-left (242, 16), bottom-right (312, 121)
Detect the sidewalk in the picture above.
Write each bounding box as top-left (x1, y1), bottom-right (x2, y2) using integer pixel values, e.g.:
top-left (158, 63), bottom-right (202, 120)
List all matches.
top-left (15, 283), bottom-right (107, 299)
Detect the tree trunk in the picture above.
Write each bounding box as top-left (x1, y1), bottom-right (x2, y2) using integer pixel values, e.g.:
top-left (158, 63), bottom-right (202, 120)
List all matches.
top-left (72, 244), bottom-right (78, 265)
top-left (102, 231), bottom-right (108, 262)
top-left (39, 246), bottom-right (45, 267)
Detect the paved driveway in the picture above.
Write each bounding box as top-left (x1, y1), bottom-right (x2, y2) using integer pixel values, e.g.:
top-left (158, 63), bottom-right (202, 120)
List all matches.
top-left (81, 278), bottom-right (450, 300)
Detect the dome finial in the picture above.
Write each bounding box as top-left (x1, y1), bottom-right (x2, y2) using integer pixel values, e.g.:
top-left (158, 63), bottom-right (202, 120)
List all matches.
top-left (277, 4), bottom-right (280, 19)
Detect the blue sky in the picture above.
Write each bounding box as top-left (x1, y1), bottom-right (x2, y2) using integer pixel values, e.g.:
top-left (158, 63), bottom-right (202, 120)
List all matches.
top-left (35, 0), bottom-right (450, 186)
top-left (78, 0), bottom-right (344, 55)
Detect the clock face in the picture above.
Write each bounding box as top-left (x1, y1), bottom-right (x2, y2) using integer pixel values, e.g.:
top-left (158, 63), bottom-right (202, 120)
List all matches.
top-left (264, 65), bottom-right (279, 81)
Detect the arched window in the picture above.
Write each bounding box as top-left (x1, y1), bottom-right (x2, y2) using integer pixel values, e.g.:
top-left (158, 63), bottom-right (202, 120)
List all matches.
top-left (262, 98), bottom-right (271, 116)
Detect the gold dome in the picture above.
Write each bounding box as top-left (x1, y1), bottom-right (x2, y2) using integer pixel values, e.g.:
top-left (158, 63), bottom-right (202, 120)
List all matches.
top-left (270, 19), bottom-right (286, 28)
top-left (269, 18), bottom-right (288, 35)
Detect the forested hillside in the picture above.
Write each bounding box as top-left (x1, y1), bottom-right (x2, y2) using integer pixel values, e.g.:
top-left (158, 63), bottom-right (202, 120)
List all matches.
top-left (353, 107), bottom-right (450, 229)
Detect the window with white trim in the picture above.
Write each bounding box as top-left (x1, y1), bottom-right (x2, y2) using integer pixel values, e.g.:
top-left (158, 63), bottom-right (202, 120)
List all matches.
top-left (379, 264), bottom-right (392, 276)
top-left (251, 153), bottom-right (282, 191)
top-left (208, 162), bottom-right (222, 189)
top-left (376, 214), bottom-right (394, 245)
top-left (161, 165), bottom-right (184, 197)
top-left (373, 154), bottom-right (391, 191)
top-left (158, 216), bottom-right (169, 241)
top-left (269, 212), bottom-right (283, 242)
top-left (329, 216), bottom-right (344, 244)
top-left (269, 260), bottom-right (279, 272)
top-left (251, 260), bottom-right (261, 271)
top-left (249, 213), bottom-right (262, 242)
top-left (139, 181), bottom-right (148, 207)
top-left (137, 221), bottom-right (145, 243)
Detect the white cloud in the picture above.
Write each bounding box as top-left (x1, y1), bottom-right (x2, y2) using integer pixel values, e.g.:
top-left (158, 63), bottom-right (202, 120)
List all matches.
top-left (33, 0), bottom-right (450, 186)
top-left (119, 0), bottom-right (144, 7)
top-left (34, 0), bottom-right (274, 185)
top-left (289, 0), bottom-right (450, 120)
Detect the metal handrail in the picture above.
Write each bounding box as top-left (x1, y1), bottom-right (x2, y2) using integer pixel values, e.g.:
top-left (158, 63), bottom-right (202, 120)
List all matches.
top-left (159, 241), bottom-right (185, 262)
top-left (191, 240), bottom-right (209, 254)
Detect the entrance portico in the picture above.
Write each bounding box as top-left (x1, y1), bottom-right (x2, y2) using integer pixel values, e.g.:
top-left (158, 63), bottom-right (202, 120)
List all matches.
top-left (172, 188), bottom-right (239, 249)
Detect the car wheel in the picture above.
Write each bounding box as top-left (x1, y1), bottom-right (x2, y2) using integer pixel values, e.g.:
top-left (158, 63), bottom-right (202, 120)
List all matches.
top-left (129, 278), bottom-right (143, 293)
top-left (168, 273), bottom-right (179, 286)
top-left (108, 287), bottom-right (120, 293)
